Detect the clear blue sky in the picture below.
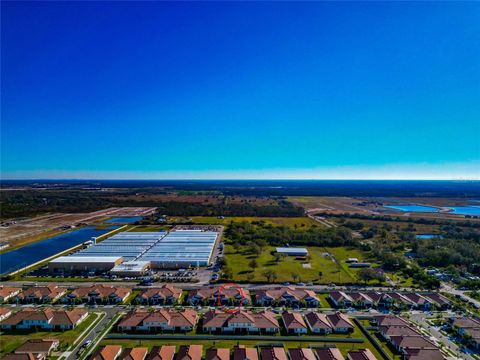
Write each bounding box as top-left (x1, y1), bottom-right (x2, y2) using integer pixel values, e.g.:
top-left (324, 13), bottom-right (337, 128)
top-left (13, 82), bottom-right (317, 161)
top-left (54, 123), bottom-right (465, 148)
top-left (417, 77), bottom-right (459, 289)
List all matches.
top-left (1, 1), bottom-right (479, 179)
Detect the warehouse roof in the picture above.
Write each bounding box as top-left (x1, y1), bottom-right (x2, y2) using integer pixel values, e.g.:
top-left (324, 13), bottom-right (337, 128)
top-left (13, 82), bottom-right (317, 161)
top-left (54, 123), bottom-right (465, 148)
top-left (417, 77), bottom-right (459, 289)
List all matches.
top-left (276, 247), bottom-right (308, 254)
top-left (50, 256), bottom-right (123, 263)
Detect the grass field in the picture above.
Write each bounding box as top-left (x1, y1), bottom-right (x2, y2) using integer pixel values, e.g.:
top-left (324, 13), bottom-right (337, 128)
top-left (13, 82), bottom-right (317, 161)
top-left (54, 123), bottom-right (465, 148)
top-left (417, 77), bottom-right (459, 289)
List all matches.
top-left (168, 216), bottom-right (320, 228)
top-left (224, 245), bottom-right (357, 284)
top-left (0, 313), bottom-right (98, 356)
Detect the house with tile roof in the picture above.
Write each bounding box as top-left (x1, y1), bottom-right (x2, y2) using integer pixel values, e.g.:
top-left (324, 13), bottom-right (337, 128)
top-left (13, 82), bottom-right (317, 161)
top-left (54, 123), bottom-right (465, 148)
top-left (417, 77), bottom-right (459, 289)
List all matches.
top-left (14, 339), bottom-right (59, 357)
top-left (0, 308), bottom-right (88, 330)
top-left (287, 348), bottom-right (316, 360)
top-left (206, 348), bottom-right (230, 360)
top-left (260, 347), bottom-right (287, 360)
top-left (0, 307), bottom-right (13, 321)
top-left (346, 349), bottom-right (377, 360)
top-left (15, 285), bottom-right (66, 304)
top-left (282, 311), bottom-right (307, 334)
top-left (136, 285), bottom-right (182, 305)
top-left (313, 347), bottom-right (345, 360)
top-left (91, 345), bottom-right (122, 360)
top-left (65, 284), bottom-right (130, 304)
top-left (177, 345), bottom-right (203, 360)
top-left (325, 313), bottom-right (354, 333)
top-left (233, 346), bottom-right (258, 360)
top-left (403, 348), bottom-right (445, 360)
top-left (304, 312), bottom-right (332, 334)
top-left (202, 309), bottom-right (279, 334)
top-left (120, 347), bottom-right (148, 360)
top-left (0, 286), bottom-right (21, 303)
top-left (117, 308), bottom-right (198, 332)
top-left (328, 292), bottom-right (353, 308)
top-left (187, 286), bottom-right (250, 306)
top-left (146, 346), bottom-right (176, 360)
top-left (256, 287), bottom-right (319, 307)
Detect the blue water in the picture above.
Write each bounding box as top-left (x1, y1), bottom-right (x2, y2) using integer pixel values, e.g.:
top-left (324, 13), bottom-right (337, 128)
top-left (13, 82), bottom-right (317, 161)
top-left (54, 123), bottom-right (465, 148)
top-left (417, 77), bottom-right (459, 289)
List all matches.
top-left (385, 205), bottom-right (439, 213)
top-left (0, 226), bottom-right (118, 275)
top-left (416, 234), bottom-right (441, 239)
top-left (447, 206), bottom-right (480, 216)
top-left (105, 216), bottom-right (143, 223)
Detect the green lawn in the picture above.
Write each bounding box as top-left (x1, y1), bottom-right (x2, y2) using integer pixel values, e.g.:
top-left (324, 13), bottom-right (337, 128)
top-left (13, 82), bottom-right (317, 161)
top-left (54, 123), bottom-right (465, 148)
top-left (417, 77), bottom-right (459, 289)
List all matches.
top-left (0, 313), bottom-right (98, 356)
top-left (224, 245), bottom-right (356, 284)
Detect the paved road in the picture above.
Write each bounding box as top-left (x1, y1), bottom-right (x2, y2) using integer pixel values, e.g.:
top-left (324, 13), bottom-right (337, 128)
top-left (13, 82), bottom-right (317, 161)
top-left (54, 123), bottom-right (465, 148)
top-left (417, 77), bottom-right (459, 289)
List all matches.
top-left (442, 282), bottom-right (480, 309)
top-left (65, 307), bottom-right (120, 360)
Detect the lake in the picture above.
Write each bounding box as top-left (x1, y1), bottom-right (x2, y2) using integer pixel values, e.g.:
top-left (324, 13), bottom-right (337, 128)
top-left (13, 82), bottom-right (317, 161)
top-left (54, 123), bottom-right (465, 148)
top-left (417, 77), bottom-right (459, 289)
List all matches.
top-left (105, 216), bottom-right (143, 223)
top-left (385, 205), bottom-right (439, 213)
top-left (447, 206), bottom-right (480, 216)
top-left (0, 226), bottom-right (118, 275)
top-left (416, 234), bottom-right (442, 239)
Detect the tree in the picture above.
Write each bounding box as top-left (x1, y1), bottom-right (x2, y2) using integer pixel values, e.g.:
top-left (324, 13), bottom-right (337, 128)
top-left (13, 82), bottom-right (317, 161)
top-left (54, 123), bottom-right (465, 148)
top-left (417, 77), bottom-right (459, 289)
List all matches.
top-left (249, 259), bottom-right (258, 272)
top-left (223, 267), bottom-right (233, 280)
top-left (318, 271), bottom-right (323, 280)
top-left (357, 268), bottom-right (377, 284)
top-left (274, 253), bottom-right (285, 264)
top-left (263, 269), bottom-right (278, 283)
top-left (291, 272), bottom-right (300, 282)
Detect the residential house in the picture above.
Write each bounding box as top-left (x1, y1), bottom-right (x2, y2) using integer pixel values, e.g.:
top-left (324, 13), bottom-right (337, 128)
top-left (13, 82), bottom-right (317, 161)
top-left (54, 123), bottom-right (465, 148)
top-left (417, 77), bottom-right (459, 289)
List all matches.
top-left (0, 308), bottom-right (88, 330)
top-left (202, 310), bottom-right (279, 334)
top-left (91, 345), bottom-right (123, 360)
top-left (187, 286), bottom-right (250, 306)
top-left (146, 346), bottom-right (176, 360)
top-left (233, 346), bottom-right (258, 360)
top-left (0, 286), bottom-right (21, 303)
top-left (120, 348), bottom-right (148, 360)
top-left (66, 285), bottom-right (131, 304)
top-left (402, 293), bottom-right (432, 310)
top-left (305, 312), bottom-right (332, 335)
top-left (136, 285), bottom-right (182, 305)
top-left (328, 292), bottom-right (353, 308)
top-left (379, 325), bottom-right (420, 340)
top-left (261, 347), bottom-right (287, 360)
top-left (403, 348), bottom-right (445, 360)
top-left (422, 293), bottom-right (451, 310)
top-left (206, 348), bottom-right (230, 360)
top-left (388, 336), bottom-right (436, 353)
top-left (177, 345), bottom-right (203, 360)
top-left (255, 287), bottom-right (320, 308)
top-left (282, 311), bottom-right (307, 334)
top-left (314, 348), bottom-right (345, 360)
top-left (325, 313), bottom-right (354, 333)
top-left (346, 349), bottom-right (377, 360)
top-left (15, 285), bottom-right (66, 304)
top-left (0, 308), bottom-right (12, 321)
top-left (371, 315), bottom-right (409, 327)
top-left (287, 348), bottom-right (316, 360)
top-left (348, 293), bottom-right (373, 308)
top-left (1, 354), bottom-right (44, 360)
top-left (117, 309), bottom-right (198, 332)
top-left (14, 339), bottom-right (59, 357)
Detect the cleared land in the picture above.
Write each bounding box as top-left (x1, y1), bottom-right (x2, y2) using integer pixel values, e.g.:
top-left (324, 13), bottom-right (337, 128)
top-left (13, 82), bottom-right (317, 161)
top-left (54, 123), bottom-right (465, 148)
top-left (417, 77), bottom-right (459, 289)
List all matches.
top-left (224, 244), bottom-right (379, 285)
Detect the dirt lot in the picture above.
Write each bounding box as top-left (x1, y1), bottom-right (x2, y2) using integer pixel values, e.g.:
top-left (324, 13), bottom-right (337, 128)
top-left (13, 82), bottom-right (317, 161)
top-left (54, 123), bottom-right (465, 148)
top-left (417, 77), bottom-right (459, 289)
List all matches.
top-left (0, 207), bottom-right (156, 248)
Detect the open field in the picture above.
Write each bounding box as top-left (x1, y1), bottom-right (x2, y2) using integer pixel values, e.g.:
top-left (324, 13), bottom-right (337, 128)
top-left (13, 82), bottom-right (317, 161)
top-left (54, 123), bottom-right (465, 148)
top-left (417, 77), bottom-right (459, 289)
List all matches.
top-left (0, 312), bottom-right (98, 356)
top-left (168, 216), bottom-right (320, 228)
top-left (0, 207), bottom-right (156, 250)
top-left (289, 196), bottom-right (480, 222)
top-left (224, 245), bottom-right (362, 284)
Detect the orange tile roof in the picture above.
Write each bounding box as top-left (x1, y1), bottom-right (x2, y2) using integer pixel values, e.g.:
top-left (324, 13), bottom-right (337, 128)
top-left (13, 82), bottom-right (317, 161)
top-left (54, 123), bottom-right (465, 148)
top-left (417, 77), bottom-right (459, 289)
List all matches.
top-left (206, 348), bottom-right (230, 360)
top-left (92, 345), bottom-right (122, 360)
top-left (121, 347), bottom-right (148, 360)
top-left (282, 311), bottom-right (307, 329)
top-left (147, 346), bottom-right (176, 360)
top-left (177, 345), bottom-right (203, 360)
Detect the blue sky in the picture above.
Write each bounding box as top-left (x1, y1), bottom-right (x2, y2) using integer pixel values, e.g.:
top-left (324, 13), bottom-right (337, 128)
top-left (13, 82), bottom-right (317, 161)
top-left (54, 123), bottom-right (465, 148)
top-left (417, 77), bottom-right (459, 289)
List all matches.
top-left (1, 1), bottom-right (479, 179)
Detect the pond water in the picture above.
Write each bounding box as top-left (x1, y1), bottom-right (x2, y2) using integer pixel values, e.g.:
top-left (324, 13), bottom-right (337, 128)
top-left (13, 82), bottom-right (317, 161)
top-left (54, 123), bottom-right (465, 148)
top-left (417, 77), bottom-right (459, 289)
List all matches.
top-left (416, 234), bottom-right (442, 239)
top-left (447, 206), bottom-right (480, 216)
top-left (384, 205), bottom-right (439, 213)
top-left (105, 216), bottom-right (143, 223)
top-left (0, 226), bottom-right (118, 275)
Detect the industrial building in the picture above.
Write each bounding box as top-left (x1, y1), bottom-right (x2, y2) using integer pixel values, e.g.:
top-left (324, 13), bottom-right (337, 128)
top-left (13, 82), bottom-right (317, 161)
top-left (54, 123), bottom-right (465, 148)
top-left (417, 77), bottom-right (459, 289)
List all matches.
top-left (48, 256), bottom-right (123, 274)
top-left (139, 230), bottom-right (217, 268)
top-left (49, 230), bottom-right (218, 274)
top-left (276, 247), bottom-right (309, 257)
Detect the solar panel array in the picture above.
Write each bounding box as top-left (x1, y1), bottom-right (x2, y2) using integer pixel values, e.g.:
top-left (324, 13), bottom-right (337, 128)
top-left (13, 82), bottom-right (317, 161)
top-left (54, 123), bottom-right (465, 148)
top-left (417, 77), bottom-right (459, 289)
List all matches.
top-left (139, 231), bottom-right (217, 266)
top-left (75, 232), bottom-right (167, 261)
